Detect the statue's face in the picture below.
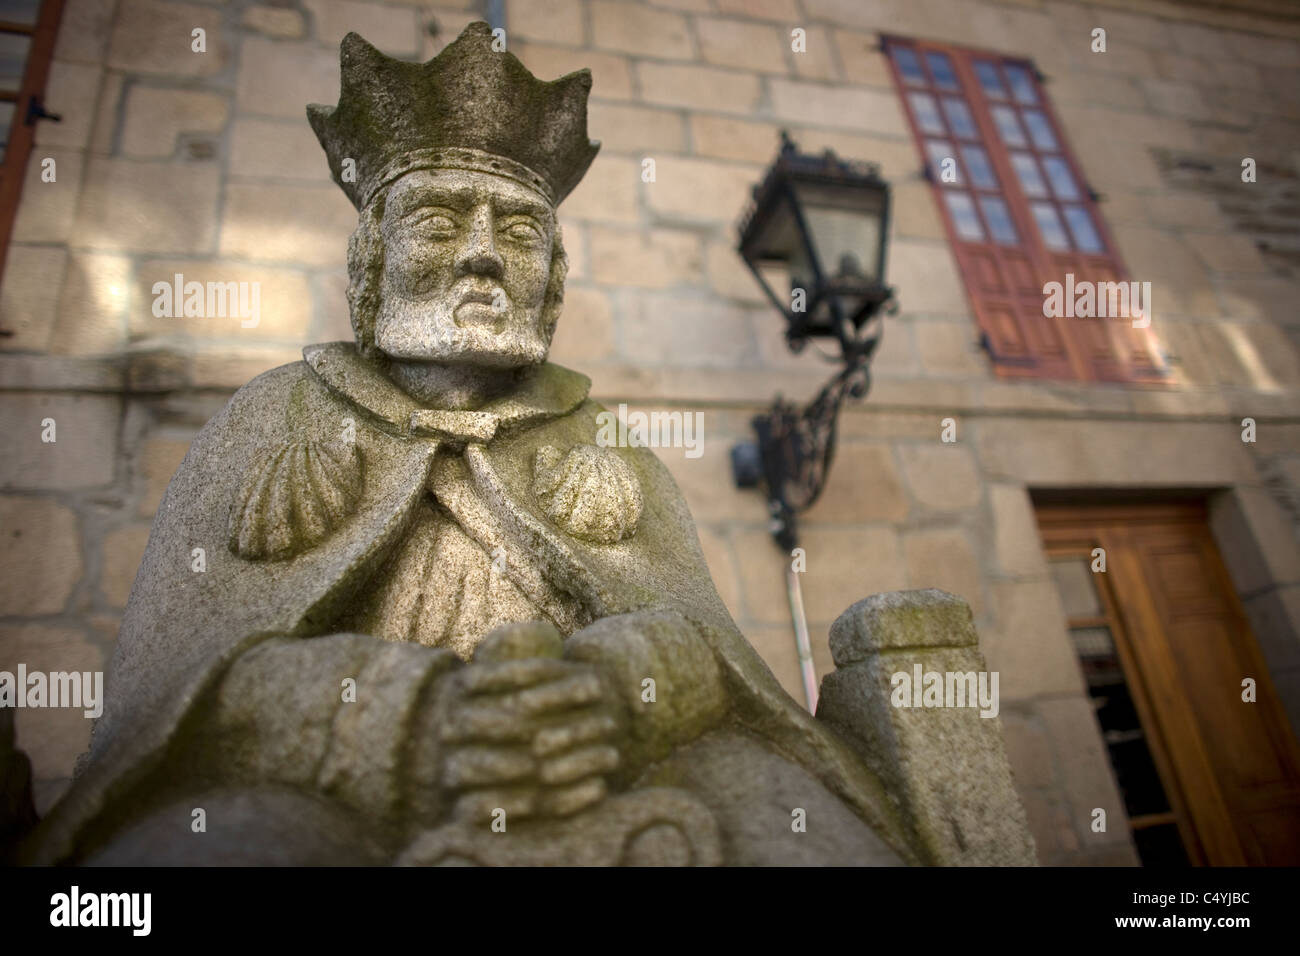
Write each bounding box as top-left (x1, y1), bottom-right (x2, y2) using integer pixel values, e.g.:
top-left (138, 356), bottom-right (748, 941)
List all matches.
top-left (373, 167), bottom-right (556, 367)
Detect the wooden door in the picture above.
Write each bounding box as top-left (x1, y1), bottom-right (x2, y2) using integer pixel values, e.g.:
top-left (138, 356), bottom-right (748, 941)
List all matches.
top-left (1038, 502), bottom-right (1300, 865)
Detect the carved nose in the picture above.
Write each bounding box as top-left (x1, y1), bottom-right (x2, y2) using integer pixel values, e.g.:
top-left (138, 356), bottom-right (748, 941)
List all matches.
top-left (454, 207), bottom-right (504, 279)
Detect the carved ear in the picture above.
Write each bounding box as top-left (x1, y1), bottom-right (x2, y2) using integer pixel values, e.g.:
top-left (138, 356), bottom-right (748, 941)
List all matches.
top-left (539, 226), bottom-right (567, 344)
top-left (346, 197), bottom-right (387, 354)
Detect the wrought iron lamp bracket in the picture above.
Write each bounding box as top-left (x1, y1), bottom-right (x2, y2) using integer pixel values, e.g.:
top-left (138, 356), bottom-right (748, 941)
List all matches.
top-left (736, 294), bottom-right (892, 551)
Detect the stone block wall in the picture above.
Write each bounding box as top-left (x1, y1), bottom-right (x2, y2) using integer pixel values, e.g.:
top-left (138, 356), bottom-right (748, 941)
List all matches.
top-left (2, 0), bottom-right (1300, 865)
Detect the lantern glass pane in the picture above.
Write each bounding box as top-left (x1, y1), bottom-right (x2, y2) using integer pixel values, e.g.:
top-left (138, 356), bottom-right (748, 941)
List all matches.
top-left (744, 189), bottom-right (817, 311)
top-left (794, 180), bottom-right (886, 285)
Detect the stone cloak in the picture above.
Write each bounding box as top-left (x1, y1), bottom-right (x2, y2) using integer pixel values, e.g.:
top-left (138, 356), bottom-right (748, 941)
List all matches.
top-left (24, 343), bottom-right (913, 864)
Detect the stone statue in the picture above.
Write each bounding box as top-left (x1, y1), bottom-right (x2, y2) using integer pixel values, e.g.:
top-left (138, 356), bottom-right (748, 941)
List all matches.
top-left (18, 24), bottom-right (1033, 866)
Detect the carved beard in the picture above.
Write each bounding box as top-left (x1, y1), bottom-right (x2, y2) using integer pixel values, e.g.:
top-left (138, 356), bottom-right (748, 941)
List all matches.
top-left (371, 289), bottom-right (551, 369)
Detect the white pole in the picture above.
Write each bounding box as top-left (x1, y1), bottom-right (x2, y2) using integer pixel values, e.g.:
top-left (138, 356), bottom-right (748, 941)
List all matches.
top-left (786, 565), bottom-right (818, 712)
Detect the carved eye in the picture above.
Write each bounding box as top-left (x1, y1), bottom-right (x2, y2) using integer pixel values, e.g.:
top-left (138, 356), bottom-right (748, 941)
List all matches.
top-left (420, 214), bottom-right (458, 236)
top-left (405, 208), bottom-right (458, 238)
top-left (503, 220), bottom-right (543, 243)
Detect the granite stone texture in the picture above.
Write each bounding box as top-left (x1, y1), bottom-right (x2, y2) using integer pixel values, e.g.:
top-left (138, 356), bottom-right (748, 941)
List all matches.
top-left (13, 24), bottom-right (1041, 867)
top-left (13, 0), bottom-right (1299, 869)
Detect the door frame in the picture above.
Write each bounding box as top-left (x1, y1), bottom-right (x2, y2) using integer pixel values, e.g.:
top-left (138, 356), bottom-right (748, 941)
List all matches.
top-left (1036, 500), bottom-right (1300, 865)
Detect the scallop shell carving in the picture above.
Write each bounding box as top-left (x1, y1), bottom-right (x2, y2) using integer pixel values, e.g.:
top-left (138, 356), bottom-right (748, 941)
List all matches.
top-left (532, 444), bottom-right (642, 544)
top-left (228, 439), bottom-right (363, 561)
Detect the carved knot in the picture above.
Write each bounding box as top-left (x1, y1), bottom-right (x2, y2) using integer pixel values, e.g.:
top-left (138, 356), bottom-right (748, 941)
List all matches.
top-left (228, 440), bottom-right (363, 561)
top-left (531, 444), bottom-right (642, 545)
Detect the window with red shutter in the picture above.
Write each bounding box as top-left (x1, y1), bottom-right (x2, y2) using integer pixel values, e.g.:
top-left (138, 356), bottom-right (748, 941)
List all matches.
top-left (0, 0), bottom-right (65, 319)
top-left (884, 36), bottom-right (1168, 384)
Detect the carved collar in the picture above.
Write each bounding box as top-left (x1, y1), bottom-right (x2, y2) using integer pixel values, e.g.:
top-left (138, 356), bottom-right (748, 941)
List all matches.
top-left (303, 342), bottom-right (591, 443)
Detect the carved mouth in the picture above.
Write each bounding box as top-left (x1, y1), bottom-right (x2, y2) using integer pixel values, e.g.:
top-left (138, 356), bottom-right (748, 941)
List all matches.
top-left (454, 288), bottom-right (507, 328)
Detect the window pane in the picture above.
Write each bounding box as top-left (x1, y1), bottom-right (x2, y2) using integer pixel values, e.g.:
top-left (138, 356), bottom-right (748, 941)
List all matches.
top-left (1004, 64), bottom-right (1038, 105)
top-left (1022, 110), bottom-right (1058, 151)
top-left (909, 91), bottom-right (945, 135)
top-left (941, 97), bottom-right (978, 139)
top-left (978, 196), bottom-right (1018, 244)
top-left (1042, 156), bottom-right (1080, 201)
top-left (1011, 152), bottom-right (1048, 197)
top-left (1032, 202), bottom-right (1071, 251)
top-left (926, 139), bottom-right (959, 185)
top-left (973, 60), bottom-right (1005, 98)
top-left (944, 192), bottom-right (985, 241)
top-left (0, 1), bottom-right (40, 25)
top-left (1063, 205), bottom-right (1104, 253)
top-left (892, 46), bottom-right (926, 85)
top-left (1070, 625), bottom-right (1115, 660)
top-left (0, 32), bottom-right (30, 93)
top-left (925, 51), bottom-right (959, 90)
top-left (990, 104), bottom-right (1027, 147)
top-left (1070, 623), bottom-right (1125, 693)
top-left (960, 144), bottom-right (998, 190)
top-left (0, 100), bottom-right (12, 163)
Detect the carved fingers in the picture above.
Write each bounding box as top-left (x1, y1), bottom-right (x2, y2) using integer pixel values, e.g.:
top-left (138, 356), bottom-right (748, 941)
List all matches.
top-left (438, 656), bottom-right (623, 824)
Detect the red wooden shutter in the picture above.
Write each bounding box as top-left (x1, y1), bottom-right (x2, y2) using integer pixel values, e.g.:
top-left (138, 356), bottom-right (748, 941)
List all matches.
top-left (884, 37), bottom-right (1168, 384)
top-left (0, 0), bottom-right (66, 311)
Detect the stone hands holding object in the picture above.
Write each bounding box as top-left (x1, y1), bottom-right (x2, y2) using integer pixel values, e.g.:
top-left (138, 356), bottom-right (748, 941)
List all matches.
top-left (430, 622), bottom-right (625, 825)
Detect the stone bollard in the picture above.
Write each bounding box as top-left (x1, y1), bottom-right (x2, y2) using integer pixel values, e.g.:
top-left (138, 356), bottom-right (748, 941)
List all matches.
top-left (815, 588), bottom-right (1037, 866)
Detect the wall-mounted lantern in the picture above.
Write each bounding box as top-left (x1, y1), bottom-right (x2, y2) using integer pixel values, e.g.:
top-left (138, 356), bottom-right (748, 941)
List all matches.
top-left (737, 131), bottom-right (893, 364)
top-left (731, 132), bottom-right (897, 710)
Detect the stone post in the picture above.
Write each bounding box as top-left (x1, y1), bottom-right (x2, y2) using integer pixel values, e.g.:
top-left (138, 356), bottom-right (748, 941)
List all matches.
top-left (816, 588), bottom-right (1037, 865)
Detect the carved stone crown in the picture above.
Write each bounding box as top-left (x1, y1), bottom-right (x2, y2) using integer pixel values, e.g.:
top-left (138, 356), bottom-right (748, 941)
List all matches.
top-left (307, 23), bottom-right (601, 210)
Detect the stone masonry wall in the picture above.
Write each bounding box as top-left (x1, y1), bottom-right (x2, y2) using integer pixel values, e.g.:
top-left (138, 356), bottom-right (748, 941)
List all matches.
top-left (2, 0), bottom-right (1300, 866)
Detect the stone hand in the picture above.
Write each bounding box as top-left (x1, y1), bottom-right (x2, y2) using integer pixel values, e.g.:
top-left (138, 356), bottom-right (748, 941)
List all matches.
top-left (436, 625), bottom-right (623, 824)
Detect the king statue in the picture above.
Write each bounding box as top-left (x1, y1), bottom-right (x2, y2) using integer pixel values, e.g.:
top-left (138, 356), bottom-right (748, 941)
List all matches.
top-left (18, 23), bottom-right (1033, 866)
